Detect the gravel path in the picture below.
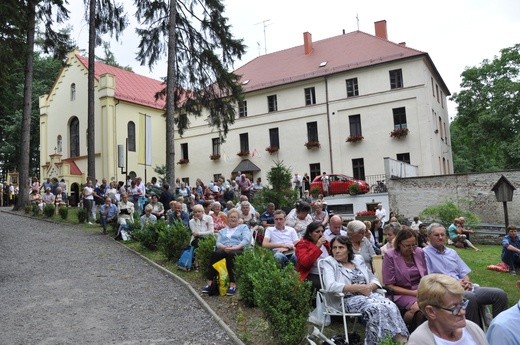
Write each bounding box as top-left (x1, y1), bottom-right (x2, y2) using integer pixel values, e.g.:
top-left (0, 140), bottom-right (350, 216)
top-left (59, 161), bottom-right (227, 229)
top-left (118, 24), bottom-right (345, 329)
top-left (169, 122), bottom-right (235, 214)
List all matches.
top-left (0, 209), bottom-right (239, 345)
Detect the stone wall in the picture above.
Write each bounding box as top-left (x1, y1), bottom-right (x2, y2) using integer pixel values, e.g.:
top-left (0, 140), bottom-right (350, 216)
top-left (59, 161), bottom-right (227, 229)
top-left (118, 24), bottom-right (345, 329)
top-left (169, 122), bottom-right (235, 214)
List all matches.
top-left (388, 170), bottom-right (520, 226)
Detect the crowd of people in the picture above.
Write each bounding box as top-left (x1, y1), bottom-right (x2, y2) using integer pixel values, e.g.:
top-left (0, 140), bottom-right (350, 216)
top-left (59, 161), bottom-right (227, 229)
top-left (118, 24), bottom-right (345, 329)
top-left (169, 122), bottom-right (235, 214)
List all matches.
top-left (20, 173), bottom-right (519, 344)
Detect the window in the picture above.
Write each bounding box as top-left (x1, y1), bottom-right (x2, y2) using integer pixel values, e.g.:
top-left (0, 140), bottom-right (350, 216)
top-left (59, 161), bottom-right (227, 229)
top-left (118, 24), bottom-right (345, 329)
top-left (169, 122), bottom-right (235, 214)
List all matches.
top-left (392, 107), bottom-right (407, 129)
top-left (56, 135), bottom-right (62, 153)
top-left (69, 117), bottom-right (79, 157)
top-left (304, 87), bottom-right (316, 105)
top-left (441, 91), bottom-right (444, 108)
top-left (307, 121), bottom-right (318, 142)
top-left (238, 100), bottom-right (248, 117)
top-left (348, 115), bottom-right (362, 136)
top-left (212, 138), bottom-right (220, 156)
top-left (435, 84), bottom-right (440, 103)
top-left (346, 78), bottom-right (359, 97)
top-left (396, 153), bottom-right (411, 164)
top-left (438, 116), bottom-right (443, 137)
top-left (431, 77), bottom-right (435, 96)
top-left (70, 83), bottom-right (76, 101)
top-left (127, 121), bottom-right (136, 152)
top-left (352, 158), bottom-right (365, 181)
top-left (309, 163), bottom-right (321, 181)
top-left (181, 143), bottom-right (189, 160)
top-left (389, 69), bottom-right (403, 89)
top-left (213, 174), bottom-right (222, 182)
top-left (269, 128), bottom-right (279, 148)
top-left (239, 133), bottom-right (249, 153)
top-left (267, 95), bottom-right (278, 112)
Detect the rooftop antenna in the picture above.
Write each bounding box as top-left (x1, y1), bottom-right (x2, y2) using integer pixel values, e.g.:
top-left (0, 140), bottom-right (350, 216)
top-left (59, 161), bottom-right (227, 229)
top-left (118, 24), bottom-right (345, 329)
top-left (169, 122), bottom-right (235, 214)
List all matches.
top-left (255, 19), bottom-right (270, 54)
top-left (356, 13), bottom-right (359, 31)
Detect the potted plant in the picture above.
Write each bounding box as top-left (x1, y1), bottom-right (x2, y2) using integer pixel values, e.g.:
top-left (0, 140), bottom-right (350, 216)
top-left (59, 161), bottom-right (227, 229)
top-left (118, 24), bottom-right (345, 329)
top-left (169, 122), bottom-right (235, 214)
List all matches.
top-left (237, 150), bottom-right (249, 157)
top-left (349, 183), bottom-right (360, 195)
top-left (346, 134), bottom-right (364, 143)
top-left (177, 158), bottom-right (189, 165)
top-left (390, 127), bottom-right (409, 139)
top-left (265, 146), bottom-right (279, 154)
top-left (355, 210), bottom-right (376, 222)
top-left (304, 141), bottom-right (321, 149)
top-left (209, 153), bottom-right (221, 160)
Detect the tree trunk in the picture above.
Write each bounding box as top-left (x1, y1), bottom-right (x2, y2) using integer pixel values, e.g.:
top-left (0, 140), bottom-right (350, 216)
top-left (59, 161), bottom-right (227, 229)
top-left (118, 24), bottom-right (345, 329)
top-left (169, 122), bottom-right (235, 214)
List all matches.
top-left (164, 0), bottom-right (177, 189)
top-left (16, 0), bottom-right (36, 210)
top-left (87, 0), bottom-right (96, 182)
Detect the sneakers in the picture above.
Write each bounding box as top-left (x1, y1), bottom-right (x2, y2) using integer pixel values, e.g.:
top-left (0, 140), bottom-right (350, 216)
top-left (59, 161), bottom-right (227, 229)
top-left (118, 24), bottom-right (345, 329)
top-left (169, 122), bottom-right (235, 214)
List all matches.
top-left (510, 270), bottom-right (517, 275)
top-left (226, 286), bottom-right (236, 296)
top-left (87, 222), bottom-right (93, 225)
top-left (201, 285), bottom-right (210, 294)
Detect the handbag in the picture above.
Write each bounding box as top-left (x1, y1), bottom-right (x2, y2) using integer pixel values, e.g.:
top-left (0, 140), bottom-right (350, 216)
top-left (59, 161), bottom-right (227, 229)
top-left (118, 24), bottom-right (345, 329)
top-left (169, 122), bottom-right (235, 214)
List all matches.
top-left (177, 246), bottom-right (195, 271)
top-left (308, 292), bottom-right (330, 327)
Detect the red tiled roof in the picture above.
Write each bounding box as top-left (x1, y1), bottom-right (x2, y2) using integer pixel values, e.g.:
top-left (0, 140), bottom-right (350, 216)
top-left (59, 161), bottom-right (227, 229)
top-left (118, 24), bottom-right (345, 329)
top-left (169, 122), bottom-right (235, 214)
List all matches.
top-left (234, 30), bottom-right (428, 92)
top-left (61, 158), bottom-right (83, 176)
top-left (76, 55), bottom-right (166, 110)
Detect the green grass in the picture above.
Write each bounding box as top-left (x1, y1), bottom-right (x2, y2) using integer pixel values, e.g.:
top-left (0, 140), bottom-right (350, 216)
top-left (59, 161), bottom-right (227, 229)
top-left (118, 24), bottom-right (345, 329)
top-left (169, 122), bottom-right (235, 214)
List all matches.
top-left (456, 244), bottom-right (519, 307)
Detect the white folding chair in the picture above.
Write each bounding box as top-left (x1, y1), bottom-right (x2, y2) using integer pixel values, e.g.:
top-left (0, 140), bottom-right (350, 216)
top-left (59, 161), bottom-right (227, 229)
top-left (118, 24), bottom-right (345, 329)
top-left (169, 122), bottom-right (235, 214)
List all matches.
top-left (317, 259), bottom-right (362, 344)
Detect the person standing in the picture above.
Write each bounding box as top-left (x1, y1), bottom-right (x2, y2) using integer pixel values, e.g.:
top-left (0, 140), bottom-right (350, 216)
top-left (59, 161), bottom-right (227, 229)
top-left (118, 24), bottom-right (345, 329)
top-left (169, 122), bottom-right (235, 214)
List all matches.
top-left (375, 203), bottom-right (388, 229)
top-left (293, 173), bottom-right (303, 198)
top-left (302, 173), bottom-right (310, 193)
top-left (321, 172), bottom-right (329, 196)
top-left (82, 179), bottom-right (95, 225)
top-left (238, 174), bottom-right (252, 200)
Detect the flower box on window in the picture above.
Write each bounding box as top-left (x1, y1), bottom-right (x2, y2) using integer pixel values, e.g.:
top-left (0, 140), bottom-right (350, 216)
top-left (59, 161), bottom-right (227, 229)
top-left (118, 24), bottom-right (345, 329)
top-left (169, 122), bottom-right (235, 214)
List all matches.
top-left (390, 128), bottom-right (409, 139)
top-left (346, 134), bottom-right (364, 143)
top-left (265, 146), bottom-right (279, 154)
top-left (177, 158), bottom-right (189, 165)
top-left (304, 141), bottom-right (321, 149)
top-left (209, 154), bottom-right (221, 160)
top-left (237, 150), bottom-right (250, 157)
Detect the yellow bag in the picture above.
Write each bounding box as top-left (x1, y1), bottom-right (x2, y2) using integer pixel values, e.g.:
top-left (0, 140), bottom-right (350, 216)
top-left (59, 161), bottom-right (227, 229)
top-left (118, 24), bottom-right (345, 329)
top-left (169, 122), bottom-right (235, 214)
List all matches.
top-left (212, 258), bottom-right (229, 296)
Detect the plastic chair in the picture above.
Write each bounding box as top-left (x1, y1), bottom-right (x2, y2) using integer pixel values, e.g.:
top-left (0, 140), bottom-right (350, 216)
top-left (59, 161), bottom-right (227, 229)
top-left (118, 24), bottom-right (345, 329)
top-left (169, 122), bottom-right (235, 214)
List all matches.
top-left (317, 259), bottom-right (362, 344)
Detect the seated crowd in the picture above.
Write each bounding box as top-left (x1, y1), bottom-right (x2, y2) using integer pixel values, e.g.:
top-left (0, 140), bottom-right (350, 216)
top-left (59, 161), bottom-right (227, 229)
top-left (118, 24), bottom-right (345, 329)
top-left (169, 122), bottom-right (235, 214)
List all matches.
top-left (67, 175), bottom-right (510, 344)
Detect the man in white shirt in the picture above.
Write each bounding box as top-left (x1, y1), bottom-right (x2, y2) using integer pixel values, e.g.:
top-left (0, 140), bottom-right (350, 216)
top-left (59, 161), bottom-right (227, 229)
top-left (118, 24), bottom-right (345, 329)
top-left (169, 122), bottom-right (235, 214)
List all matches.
top-left (375, 203), bottom-right (388, 228)
top-left (262, 210), bottom-right (299, 267)
top-left (323, 215), bottom-right (347, 241)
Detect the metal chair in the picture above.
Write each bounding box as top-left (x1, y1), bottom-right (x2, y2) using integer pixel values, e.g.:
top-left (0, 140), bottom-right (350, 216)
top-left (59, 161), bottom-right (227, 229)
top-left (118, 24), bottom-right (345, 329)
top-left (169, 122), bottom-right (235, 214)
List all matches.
top-left (317, 259), bottom-right (362, 344)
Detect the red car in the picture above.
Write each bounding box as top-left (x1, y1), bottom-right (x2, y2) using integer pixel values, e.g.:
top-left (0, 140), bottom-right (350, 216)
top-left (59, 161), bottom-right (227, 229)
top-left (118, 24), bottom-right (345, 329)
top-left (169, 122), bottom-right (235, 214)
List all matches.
top-left (310, 174), bottom-right (369, 195)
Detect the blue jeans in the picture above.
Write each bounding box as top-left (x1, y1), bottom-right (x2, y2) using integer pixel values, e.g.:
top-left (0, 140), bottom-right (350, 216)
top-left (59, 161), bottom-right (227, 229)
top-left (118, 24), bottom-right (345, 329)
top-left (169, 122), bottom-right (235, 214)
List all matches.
top-left (273, 251), bottom-right (297, 267)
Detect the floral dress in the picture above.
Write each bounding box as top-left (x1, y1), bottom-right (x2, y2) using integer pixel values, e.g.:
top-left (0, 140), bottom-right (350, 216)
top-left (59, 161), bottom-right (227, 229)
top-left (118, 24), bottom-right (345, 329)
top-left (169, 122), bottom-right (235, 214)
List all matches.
top-left (342, 266), bottom-right (408, 345)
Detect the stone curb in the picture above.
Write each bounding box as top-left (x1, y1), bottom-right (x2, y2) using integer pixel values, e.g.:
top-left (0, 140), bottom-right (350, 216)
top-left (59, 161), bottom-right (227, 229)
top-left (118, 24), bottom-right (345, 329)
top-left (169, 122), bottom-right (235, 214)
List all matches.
top-left (0, 207), bottom-right (245, 345)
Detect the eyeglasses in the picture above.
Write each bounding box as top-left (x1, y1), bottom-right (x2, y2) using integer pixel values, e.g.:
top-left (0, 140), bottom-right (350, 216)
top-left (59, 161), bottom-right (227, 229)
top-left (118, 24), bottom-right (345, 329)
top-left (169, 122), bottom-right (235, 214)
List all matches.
top-left (431, 298), bottom-right (469, 315)
top-left (400, 243), bottom-right (418, 249)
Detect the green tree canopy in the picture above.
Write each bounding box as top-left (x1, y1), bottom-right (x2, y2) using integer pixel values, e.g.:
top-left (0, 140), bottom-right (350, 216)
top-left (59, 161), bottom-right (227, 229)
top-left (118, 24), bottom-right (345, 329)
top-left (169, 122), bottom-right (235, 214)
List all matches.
top-left (450, 44), bottom-right (520, 173)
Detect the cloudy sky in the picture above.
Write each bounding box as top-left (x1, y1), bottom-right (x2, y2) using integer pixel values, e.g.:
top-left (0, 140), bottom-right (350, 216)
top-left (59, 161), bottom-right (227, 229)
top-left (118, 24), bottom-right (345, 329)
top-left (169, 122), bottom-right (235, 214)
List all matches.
top-left (67, 0), bottom-right (520, 118)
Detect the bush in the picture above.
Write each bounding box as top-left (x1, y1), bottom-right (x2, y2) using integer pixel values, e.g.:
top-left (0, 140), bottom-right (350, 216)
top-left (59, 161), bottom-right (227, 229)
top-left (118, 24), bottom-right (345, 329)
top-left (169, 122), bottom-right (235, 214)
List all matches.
top-left (58, 206), bottom-right (68, 220)
top-left (196, 236), bottom-right (217, 278)
top-left (349, 183), bottom-right (360, 195)
top-left (251, 161), bottom-right (298, 211)
top-left (77, 207), bottom-right (87, 223)
top-left (132, 222), bottom-right (160, 250)
top-left (157, 221), bottom-right (191, 261)
top-left (235, 247), bottom-right (275, 307)
top-left (25, 205), bottom-right (32, 214)
top-left (32, 204), bottom-right (40, 216)
top-left (252, 261), bottom-right (312, 345)
top-left (420, 200), bottom-right (479, 227)
top-left (43, 204), bottom-right (55, 218)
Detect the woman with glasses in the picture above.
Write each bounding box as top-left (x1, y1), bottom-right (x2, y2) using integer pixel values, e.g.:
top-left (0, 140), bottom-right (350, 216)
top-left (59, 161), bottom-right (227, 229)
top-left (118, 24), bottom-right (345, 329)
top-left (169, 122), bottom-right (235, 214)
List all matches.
top-left (408, 273), bottom-right (487, 345)
top-left (383, 228), bottom-right (428, 331)
top-left (322, 235), bottom-right (408, 344)
top-left (295, 221), bottom-right (330, 291)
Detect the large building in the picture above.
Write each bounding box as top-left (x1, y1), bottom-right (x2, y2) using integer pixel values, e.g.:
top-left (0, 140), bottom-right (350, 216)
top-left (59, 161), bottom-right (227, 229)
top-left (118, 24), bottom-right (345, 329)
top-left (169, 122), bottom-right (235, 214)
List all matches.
top-left (176, 20), bottom-right (452, 186)
top-left (39, 20), bottom-right (452, 197)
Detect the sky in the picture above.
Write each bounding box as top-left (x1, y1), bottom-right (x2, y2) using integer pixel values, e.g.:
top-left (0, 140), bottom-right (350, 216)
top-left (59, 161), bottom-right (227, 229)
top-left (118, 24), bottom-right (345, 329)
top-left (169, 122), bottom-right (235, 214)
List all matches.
top-left (66, 0), bottom-right (520, 119)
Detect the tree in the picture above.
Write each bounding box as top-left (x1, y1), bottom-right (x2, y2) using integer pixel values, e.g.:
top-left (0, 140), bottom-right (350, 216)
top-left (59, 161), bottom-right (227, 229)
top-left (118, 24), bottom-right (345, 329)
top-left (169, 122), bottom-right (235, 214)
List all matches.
top-left (134, 0), bottom-right (246, 187)
top-left (450, 44), bottom-right (520, 173)
top-left (15, 0), bottom-right (70, 210)
top-left (84, 0), bottom-right (127, 183)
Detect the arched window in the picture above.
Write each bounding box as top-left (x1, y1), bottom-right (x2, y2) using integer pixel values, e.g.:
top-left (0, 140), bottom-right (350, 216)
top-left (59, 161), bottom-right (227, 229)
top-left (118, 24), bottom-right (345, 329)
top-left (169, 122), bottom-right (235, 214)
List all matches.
top-left (70, 83), bottom-right (76, 101)
top-left (57, 135), bottom-right (62, 153)
top-left (127, 121), bottom-right (136, 152)
top-left (70, 117), bottom-right (79, 157)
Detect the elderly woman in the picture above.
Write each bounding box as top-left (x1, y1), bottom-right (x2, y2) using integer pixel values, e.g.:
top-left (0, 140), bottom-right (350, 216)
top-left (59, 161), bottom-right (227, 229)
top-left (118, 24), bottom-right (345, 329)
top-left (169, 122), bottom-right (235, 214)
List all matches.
top-left (202, 209), bottom-right (251, 296)
top-left (346, 220), bottom-right (375, 270)
top-left (210, 202), bottom-right (227, 233)
top-left (322, 236), bottom-right (408, 344)
top-left (295, 221), bottom-right (330, 291)
top-left (238, 201), bottom-right (258, 226)
top-left (383, 228), bottom-right (428, 330)
top-left (286, 201), bottom-right (313, 237)
top-left (311, 201), bottom-right (329, 227)
top-left (380, 222), bottom-right (400, 256)
top-left (408, 274), bottom-right (487, 345)
top-left (189, 204), bottom-right (214, 271)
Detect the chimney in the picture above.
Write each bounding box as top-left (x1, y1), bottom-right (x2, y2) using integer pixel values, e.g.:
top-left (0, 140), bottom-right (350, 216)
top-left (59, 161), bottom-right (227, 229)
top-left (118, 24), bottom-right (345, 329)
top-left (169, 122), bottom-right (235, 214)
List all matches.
top-left (398, 42), bottom-right (406, 47)
top-left (374, 20), bottom-right (388, 40)
top-left (303, 32), bottom-right (313, 55)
